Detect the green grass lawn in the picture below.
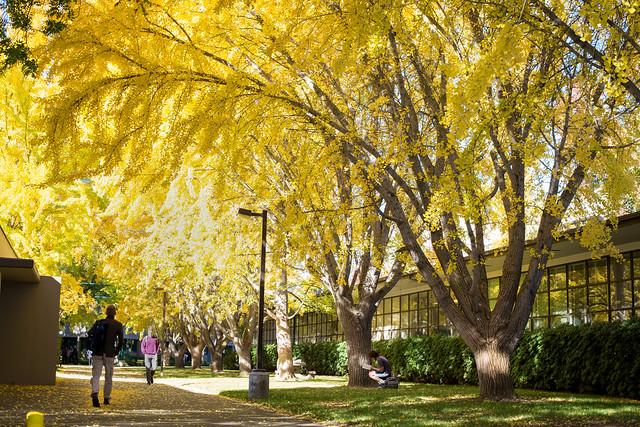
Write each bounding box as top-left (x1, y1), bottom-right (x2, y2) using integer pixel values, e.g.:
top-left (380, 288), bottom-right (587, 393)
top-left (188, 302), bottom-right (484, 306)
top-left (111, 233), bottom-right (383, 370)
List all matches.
top-left (221, 383), bottom-right (640, 426)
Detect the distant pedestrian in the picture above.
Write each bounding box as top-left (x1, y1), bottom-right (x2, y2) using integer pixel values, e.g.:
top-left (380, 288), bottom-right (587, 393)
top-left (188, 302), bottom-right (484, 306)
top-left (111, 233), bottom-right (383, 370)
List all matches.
top-left (87, 304), bottom-right (124, 408)
top-left (141, 327), bottom-right (161, 385)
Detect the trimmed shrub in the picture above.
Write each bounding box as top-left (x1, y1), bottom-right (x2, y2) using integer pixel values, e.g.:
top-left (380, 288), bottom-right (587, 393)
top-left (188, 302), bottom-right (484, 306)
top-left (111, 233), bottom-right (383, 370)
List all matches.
top-left (374, 335), bottom-right (477, 385)
top-left (249, 342), bottom-right (348, 375)
top-left (251, 344), bottom-right (278, 371)
top-left (222, 346), bottom-right (239, 370)
top-left (293, 341), bottom-right (348, 376)
top-left (228, 320), bottom-right (640, 398)
top-left (511, 320), bottom-right (640, 399)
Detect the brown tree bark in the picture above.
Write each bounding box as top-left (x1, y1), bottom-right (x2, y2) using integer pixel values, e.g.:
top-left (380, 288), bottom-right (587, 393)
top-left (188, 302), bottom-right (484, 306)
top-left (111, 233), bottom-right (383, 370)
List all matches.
top-left (178, 314), bottom-right (205, 369)
top-left (236, 343), bottom-right (253, 376)
top-left (210, 347), bottom-right (224, 372)
top-left (273, 268), bottom-right (296, 380)
top-left (336, 302), bottom-right (376, 387)
top-left (188, 342), bottom-right (205, 369)
top-left (224, 303), bottom-right (258, 377)
top-left (167, 340), bottom-right (187, 369)
top-left (202, 324), bottom-right (227, 373)
top-left (473, 342), bottom-right (514, 401)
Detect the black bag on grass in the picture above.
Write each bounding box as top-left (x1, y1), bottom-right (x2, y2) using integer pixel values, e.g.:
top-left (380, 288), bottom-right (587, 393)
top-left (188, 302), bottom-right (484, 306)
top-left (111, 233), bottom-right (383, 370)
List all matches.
top-left (383, 376), bottom-right (399, 389)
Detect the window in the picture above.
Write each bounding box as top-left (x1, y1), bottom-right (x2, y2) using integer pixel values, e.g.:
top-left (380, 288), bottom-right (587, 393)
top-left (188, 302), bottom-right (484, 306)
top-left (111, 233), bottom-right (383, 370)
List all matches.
top-left (588, 259), bottom-right (609, 321)
top-left (291, 251), bottom-right (639, 343)
top-left (384, 298), bottom-right (392, 314)
top-left (589, 259), bottom-right (608, 284)
top-left (549, 266), bottom-right (567, 290)
top-left (568, 262), bottom-right (586, 287)
top-left (392, 296), bottom-right (400, 313)
top-left (530, 272), bottom-right (548, 329)
top-left (567, 262), bottom-right (587, 325)
top-left (266, 319), bottom-right (276, 344)
top-left (400, 311), bottom-right (409, 329)
top-left (569, 286), bottom-right (587, 325)
top-left (531, 317), bottom-right (546, 330)
top-left (408, 310), bottom-right (418, 329)
top-left (610, 254), bottom-right (632, 321)
top-left (401, 295), bottom-right (409, 311)
top-left (533, 289), bottom-right (548, 318)
top-left (409, 293), bottom-right (418, 310)
top-left (550, 289), bottom-right (567, 316)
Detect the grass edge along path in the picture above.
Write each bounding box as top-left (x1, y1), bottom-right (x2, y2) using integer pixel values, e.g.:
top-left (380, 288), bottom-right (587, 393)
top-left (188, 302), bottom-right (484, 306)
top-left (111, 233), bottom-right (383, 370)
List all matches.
top-left (220, 383), bottom-right (640, 426)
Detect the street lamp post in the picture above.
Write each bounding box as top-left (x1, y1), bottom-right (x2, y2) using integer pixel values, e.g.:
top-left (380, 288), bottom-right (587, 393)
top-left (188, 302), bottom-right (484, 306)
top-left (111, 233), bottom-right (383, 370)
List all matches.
top-left (238, 207), bottom-right (269, 399)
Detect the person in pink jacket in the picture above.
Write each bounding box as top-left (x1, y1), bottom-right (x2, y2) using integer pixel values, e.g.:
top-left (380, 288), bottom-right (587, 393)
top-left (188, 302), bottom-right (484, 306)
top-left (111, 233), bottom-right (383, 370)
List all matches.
top-left (141, 327), bottom-right (161, 385)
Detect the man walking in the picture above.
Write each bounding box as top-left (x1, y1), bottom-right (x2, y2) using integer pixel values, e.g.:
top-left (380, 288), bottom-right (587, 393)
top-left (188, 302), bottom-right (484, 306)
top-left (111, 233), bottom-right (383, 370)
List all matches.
top-left (88, 304), bottom-right (124, 408)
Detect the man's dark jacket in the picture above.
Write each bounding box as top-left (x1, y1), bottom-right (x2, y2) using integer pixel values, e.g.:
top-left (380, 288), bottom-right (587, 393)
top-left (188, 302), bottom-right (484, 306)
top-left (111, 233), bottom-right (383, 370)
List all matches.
top-left (89, 317), bottom-right (124, 357)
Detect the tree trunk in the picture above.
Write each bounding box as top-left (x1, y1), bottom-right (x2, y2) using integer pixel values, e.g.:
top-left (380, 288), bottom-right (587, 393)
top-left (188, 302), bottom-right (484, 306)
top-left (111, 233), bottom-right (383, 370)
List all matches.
top-left (235, 341), bottom-right (253, 376)
top-left (210, 347), bottom-right (224, 373)
top-left (168, 341), bottom-right (187, 369)
top-left (207, 332), bottom-right (226, 373)
top-left (275, 313), bottom-right (295, 380)
top-left (274, 269), bottom-right (296, 380)
top-left (337, 304), bottom-right (376, 387)
top-left (162, 346), bottom-right (170, 367)
top-left (201, 322), bottom-right (227, 373)
top-left (473, 341), bottom-right (515, 401)
top-left (223, 304), bottom-right (258, 377)
top-left (175, 351), bottom-right (185, 368)
top-left (189, 342), bottom-right (205, 369)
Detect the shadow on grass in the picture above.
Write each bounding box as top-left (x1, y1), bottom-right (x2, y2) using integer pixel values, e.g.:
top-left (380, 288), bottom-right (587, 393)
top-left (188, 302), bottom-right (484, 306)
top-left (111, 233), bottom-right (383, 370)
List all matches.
top-left (221, 383), bottom-right (640, 426)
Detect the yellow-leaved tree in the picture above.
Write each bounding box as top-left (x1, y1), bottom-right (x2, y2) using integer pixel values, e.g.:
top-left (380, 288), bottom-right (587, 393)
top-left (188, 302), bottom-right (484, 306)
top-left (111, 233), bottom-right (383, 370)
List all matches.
top-left (38, 0), bottom-right (639, 398)
top-left (0, 66), bottom-right (102, 322)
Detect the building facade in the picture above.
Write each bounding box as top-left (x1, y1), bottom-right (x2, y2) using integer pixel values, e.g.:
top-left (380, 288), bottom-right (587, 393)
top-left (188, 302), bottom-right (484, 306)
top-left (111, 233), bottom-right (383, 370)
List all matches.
top-left (0, 226), bottom-right (61, 385)
top-left (265, 212), bottom-right (640, 345)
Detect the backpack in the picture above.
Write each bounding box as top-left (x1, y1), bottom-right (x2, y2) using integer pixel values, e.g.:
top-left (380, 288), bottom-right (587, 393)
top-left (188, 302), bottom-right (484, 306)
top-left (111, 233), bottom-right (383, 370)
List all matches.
top-left (88, 319), bottom-right (107, 353)
top-left (382, 376), bottom-right (400, 389)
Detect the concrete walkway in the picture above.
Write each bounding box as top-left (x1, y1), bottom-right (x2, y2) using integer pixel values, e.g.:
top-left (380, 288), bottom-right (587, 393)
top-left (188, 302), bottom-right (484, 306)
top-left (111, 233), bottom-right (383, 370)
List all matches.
top-left (0, 376), bottom-right (322, 426)
top-left (57, 366), bottom-right (343, 396)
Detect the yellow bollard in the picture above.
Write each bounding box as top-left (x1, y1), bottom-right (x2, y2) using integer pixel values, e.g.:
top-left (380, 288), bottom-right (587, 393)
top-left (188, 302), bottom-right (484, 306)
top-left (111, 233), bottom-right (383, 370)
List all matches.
top-left (26, 411), bottom-right (45, 427)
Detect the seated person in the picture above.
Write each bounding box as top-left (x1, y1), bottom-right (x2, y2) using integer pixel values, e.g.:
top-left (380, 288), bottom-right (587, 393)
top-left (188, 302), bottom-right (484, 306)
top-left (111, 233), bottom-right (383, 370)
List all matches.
top-left (367, 350), bottom-right (392, 385)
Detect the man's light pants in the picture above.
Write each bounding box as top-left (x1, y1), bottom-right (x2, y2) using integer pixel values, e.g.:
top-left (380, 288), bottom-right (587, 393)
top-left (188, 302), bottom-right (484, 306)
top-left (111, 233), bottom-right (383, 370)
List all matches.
top-left (144, 354), bottom-right (158, 371)
top-left (91, 355), bottom-right (115, 398)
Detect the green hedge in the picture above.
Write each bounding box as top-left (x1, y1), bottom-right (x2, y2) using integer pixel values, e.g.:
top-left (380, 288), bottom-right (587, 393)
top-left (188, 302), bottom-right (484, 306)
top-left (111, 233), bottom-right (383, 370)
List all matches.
top-left (243, 320), bottom-right (640, 398)
top-left (374, 335), bottom-right (477, 385)
top-left (223, 347), bottom-right (239, 370)
top-left (294, 341), bottom-right (349, 376)
top-left (251, 341), bottom-right (348, 375)
top-left (248, 337), bottom-right (473, 383)
top-left (511, 320), bottom-right (640, 399)
top-left (251, 344), bottom-right (278, 371)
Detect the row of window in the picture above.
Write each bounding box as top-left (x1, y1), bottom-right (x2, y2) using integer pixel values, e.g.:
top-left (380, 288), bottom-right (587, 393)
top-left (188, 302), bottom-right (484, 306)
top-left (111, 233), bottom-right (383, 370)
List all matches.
top-left (264, 250), bottom-right (640, 344)
top-left (526, 251), bottom-right (640, 327)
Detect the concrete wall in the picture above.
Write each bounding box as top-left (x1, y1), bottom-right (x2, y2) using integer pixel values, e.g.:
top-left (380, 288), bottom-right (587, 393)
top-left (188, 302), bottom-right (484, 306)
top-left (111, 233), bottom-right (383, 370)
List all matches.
top-left (0, 276), bottom-right (61, 385)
